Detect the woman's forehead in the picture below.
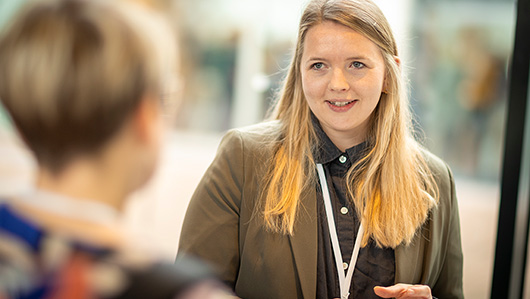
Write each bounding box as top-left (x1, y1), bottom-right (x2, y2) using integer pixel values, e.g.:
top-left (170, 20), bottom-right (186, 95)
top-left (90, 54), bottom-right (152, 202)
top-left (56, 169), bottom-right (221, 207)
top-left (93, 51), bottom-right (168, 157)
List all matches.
top-left (301, 21), bottom-right (383, 62)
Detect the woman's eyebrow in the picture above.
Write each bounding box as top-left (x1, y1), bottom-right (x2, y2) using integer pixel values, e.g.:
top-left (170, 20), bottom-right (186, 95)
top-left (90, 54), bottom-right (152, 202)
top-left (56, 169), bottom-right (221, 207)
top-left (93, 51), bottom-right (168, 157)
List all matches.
top-left (305, 56), bottom-right (373, 62)
top-left (346, 55), bottom-right (371, 61)
top-left (305, 57), bottom-right (329, 62)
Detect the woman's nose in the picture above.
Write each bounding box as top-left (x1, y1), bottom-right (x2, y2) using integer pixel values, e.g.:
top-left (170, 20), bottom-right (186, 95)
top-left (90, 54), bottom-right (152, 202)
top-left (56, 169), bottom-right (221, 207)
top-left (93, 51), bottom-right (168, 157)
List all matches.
top-left (329, 68), bottom-right (349, 92)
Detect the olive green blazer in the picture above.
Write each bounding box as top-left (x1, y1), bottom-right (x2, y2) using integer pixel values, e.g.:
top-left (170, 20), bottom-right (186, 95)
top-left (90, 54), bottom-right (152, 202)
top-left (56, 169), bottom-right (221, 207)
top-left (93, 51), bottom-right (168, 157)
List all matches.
top-left (178, 121), bottom-right (464, 299)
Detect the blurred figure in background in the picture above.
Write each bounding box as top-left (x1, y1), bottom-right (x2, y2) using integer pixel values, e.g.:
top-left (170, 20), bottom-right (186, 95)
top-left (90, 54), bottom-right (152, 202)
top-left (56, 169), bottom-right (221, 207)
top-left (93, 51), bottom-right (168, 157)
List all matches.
top-left (452, 26), bottom-right (506, 176)
top-left (0, 0), bottom-right (230, 298)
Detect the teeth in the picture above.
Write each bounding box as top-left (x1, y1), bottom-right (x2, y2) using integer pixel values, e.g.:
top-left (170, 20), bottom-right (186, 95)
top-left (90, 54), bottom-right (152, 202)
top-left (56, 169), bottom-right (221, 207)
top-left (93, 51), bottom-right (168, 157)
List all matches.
top-left (331, 101), bottom-right (353, 107)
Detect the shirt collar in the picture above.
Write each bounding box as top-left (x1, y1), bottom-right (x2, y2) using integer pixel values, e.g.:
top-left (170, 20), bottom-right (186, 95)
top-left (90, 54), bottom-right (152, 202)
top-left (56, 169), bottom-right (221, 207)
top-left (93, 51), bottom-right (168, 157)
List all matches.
top-left (311, 113), bottom-right (369, 165)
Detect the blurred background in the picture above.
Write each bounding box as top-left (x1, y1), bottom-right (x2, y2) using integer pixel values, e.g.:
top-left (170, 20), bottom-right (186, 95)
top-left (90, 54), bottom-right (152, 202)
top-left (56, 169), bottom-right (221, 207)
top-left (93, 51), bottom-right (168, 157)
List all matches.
top-left (0, 0), bottom-right (523, 298)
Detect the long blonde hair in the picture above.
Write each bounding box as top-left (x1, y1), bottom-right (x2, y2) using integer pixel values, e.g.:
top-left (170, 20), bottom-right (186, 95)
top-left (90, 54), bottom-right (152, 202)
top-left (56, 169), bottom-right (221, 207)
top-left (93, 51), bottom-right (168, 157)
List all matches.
top-left (263, 0), bottom-right (438, 248)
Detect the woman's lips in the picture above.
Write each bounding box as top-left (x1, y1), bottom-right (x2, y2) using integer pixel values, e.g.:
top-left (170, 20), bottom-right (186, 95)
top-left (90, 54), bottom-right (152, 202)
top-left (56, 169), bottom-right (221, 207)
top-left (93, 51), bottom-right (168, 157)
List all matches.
top-left (326, 100), bottom-right (358, 112)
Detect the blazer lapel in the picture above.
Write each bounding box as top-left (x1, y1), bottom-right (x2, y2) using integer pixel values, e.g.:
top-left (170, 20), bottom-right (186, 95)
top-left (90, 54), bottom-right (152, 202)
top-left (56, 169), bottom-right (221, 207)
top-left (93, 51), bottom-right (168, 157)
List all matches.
top-left (289, 186), bottom-right (318, 299)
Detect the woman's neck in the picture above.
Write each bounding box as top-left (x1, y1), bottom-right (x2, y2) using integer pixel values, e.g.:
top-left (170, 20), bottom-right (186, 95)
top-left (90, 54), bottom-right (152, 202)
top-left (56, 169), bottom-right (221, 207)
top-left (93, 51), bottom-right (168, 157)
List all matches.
top-left (35, 158), bottom-right (127, 212)
top-left (321, 126), bottom-right (366, 152)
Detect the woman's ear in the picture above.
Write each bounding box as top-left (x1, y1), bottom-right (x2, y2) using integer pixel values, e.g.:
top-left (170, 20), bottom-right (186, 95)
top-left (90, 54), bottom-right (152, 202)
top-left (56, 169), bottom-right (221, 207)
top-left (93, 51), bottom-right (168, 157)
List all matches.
top-left (132, 94), bottom-right (161, 145)
top-left (382, 56), bottom-right (401, 94)
top-left (394, 55), bottom-right (401, 66)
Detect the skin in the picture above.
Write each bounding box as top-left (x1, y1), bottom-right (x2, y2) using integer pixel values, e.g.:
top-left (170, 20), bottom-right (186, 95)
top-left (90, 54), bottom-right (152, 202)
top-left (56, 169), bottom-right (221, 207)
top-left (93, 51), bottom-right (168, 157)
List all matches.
top-left (374, 284), bottom-right (432, 299)
top-left (300, 21), bottom-right (432, 299)
top-left (300, 21), bottom-right (386, 151)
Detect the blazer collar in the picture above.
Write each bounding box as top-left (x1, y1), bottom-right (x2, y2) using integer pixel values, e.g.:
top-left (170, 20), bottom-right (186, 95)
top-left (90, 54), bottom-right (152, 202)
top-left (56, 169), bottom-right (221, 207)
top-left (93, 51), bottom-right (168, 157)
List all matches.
top-left (288, 185), bottom-right (318, 299)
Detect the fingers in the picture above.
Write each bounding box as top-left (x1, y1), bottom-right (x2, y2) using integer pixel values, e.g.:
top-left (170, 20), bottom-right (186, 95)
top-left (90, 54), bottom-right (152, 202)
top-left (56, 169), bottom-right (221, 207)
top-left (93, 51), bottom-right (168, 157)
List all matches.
top-left (374, 284), bottom-right (410, 298)
top-left (374, 283), bottom-right (432, 299)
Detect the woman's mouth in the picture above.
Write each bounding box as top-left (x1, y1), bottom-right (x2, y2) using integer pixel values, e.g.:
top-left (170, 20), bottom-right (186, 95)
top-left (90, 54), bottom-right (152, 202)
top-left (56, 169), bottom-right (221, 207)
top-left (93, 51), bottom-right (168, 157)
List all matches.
top-left (326, 100), bottom-right (358, 111)
top-left (328, 100), bottom-right (355, 107)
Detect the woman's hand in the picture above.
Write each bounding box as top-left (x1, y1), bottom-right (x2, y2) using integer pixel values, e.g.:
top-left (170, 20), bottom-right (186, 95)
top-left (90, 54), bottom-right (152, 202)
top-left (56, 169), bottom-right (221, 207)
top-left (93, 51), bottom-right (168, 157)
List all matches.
top-left (374, 284), bottom-right (432, 299)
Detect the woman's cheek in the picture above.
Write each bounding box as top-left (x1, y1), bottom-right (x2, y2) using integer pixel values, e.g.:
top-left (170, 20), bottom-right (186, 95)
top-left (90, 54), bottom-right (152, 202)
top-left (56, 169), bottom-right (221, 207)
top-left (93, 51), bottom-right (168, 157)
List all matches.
top-left (303, 77), bottom-right (325, 101)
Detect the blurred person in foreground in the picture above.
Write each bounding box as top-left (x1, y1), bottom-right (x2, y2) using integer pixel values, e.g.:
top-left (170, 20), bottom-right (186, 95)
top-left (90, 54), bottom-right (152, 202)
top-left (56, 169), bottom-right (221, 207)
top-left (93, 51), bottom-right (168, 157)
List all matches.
top-left (0, 0), bottom-right (231, 298)
top-left (178, 0), bottom-right (463, 298)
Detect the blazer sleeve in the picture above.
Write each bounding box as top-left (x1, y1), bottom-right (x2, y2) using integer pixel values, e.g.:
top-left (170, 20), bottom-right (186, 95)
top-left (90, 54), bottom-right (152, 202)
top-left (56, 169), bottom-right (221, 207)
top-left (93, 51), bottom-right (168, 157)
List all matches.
top-left (177, 130), bottom-right (244, 288)
top-left (431, 164), bottom-right (464, 299)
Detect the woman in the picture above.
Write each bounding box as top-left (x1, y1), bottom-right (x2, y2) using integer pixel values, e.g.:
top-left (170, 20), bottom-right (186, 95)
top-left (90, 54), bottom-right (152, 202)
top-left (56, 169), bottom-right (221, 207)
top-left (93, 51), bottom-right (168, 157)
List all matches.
top-left (178, 0), bottom-right (463, 298)
top-left (0, 0), bottom-right (230, 298)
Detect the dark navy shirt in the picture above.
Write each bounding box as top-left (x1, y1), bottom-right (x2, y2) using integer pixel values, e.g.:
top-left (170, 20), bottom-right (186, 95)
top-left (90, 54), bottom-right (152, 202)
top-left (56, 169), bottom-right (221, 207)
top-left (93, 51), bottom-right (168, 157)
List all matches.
top-left (312, 116), bottom-right (395, 299)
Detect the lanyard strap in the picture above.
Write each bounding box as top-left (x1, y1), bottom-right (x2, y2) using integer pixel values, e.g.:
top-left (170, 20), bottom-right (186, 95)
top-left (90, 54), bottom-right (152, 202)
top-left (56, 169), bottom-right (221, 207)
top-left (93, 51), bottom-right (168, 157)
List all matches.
top-left (316, 164), bottom-right (364, 299)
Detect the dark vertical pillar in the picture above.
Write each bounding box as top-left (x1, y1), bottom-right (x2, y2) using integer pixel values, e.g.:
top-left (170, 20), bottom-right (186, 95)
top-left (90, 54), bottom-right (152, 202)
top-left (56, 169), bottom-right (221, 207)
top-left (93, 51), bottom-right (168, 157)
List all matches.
top-left (491, 0), bottom-right (530, 298)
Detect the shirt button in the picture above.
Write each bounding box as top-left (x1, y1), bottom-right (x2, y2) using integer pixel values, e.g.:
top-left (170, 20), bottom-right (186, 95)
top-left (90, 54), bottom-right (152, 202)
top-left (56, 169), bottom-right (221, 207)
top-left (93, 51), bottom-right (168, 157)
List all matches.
top-left (339, 155), bottom-right (347, 164)
top-left (340, 207), bottom-right (348, 214)
top-left (343, 262), bottom-right (349, 270)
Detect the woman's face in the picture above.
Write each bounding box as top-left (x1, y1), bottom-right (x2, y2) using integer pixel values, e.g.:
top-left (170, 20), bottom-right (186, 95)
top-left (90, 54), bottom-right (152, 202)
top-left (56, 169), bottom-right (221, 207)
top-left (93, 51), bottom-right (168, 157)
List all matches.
top-left (301, 21), bottom-right (386, 148)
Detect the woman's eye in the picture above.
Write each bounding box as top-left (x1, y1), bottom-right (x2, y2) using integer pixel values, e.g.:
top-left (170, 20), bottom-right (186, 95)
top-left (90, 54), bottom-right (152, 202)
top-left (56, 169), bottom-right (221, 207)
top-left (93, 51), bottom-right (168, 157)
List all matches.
top-left (351, 61), bottom-right (365, 69)
top-left (311, 62), bottom-right (325, 70)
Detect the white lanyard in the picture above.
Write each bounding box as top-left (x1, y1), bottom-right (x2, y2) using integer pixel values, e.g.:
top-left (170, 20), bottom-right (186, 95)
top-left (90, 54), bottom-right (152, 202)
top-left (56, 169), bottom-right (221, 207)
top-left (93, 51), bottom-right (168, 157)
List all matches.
top-left (316, 164), bottom-right (364, 299)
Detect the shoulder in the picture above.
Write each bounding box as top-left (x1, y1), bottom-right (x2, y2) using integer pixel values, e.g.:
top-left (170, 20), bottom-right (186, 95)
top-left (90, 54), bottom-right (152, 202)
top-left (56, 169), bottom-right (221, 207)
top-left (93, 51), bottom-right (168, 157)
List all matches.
top-left (419, 147), bottom-right (454, 196)
top-left (217, 120), bottom-right (282, 157)
top-left (233, 119), bottom-right (283, 134)
top-left (420, 148), bottom-right (451, 178)
top-left (224, 120), bottom-right (282, 142)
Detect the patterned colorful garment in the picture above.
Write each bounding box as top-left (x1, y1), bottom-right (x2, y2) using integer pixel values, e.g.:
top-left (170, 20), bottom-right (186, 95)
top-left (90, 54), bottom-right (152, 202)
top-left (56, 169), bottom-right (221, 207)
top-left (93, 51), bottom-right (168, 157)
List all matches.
top-left (0, 202), bottom-right (222, 299)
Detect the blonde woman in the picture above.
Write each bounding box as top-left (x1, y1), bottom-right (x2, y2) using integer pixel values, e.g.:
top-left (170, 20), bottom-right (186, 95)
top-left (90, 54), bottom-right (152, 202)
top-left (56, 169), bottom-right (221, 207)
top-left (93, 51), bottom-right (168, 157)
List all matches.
top-left (0, 0), bottom-right (231, 298)
top-left (178, 0), bottom-right (463, 298)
